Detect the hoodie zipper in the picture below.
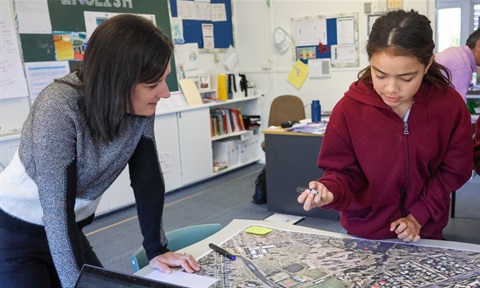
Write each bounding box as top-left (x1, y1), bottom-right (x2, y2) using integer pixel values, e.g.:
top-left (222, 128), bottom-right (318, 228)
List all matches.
top-left (400, 103), bottom-right (413, 217)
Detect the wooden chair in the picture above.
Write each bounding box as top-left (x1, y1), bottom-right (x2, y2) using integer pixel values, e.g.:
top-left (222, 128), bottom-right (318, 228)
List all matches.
top-left (130, 223), bottom-right (223, 272)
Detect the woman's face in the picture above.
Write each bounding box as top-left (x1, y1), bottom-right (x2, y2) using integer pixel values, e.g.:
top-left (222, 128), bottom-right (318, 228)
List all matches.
top-left (131, 61), bottom-right (171, 116)
top-left (370, 51), bottom-right (432, 114)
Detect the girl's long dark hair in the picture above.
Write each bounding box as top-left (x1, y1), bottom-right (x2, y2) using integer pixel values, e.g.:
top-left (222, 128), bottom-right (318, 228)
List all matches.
top-left (76, 14), bottom-right (173, 143)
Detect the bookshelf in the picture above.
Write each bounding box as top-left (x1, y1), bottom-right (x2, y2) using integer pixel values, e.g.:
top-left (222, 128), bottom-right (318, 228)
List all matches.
top-left (209, 96), bottom-right (261, 174)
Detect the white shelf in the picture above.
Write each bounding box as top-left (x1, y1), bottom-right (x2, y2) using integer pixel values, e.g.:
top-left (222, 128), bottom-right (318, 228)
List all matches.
top-left (211, 130), bottom-right (254, 141)
top-left (212, 158), bottom-right (261, 175)
top-left (206, 95), bottom-right (260, 107)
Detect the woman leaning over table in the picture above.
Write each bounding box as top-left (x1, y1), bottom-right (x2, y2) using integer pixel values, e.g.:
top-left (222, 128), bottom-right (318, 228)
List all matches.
top-left (298, 10), bottom-right (472, 243)
top-left (0, 14), bottom-right (200, 288)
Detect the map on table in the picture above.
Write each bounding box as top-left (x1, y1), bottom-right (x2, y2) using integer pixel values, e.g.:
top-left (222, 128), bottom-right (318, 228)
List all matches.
top-left (197, 225), bottom-right (480, 288)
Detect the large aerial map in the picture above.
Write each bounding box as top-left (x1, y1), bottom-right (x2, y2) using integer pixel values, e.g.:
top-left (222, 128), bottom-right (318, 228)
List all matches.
top-left (197, 225), bottom-right (480, 288)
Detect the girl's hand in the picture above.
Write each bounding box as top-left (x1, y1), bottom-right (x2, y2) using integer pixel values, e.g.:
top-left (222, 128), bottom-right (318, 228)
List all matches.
top-left (297, 181), bottom-right (334, 211)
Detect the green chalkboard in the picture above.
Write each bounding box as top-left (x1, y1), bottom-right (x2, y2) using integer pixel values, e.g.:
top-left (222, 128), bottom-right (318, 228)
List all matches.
top-left (20, 0), bottom-right (178, 90)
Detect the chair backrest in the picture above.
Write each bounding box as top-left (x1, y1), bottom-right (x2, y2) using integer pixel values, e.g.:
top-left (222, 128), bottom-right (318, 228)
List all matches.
top-left (268, 95), bottom-right (306, 126)
top-left (130, 223), bottom-right (223, 272)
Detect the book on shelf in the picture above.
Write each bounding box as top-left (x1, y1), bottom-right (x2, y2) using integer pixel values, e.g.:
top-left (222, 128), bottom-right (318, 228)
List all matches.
top-left (209, 108), bottom-right (247, 137)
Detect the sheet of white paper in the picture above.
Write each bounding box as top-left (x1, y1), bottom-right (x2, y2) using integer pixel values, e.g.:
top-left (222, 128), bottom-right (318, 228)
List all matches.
top-left (171, 17), bottom-right (185, 44)
top-left (202, 23), bottom-right (214, 49)
top-left (195, 2), bottom-right (212, 21)
top-left (145, 269), bottom-right (218, 287)
top-left (24, 61), bottom-right (70, 103)
top-left (308, 58), bottom-right (331, 78)
top-left (263, 213), bottom-right (305, 224)
top-left (336, 17), bottom-right (355, 45)
top-left (293, 18), bottom-right (327, 46)
top-left (174, 43), bottom-right (199, 71)
top-left (84, 12), bottom-right (156, 39)
top-left (177, 0), bottom-right (196, 20)
top-left (0, 1), bottom-right (29, 99)
top-left (331, 44), bottom-right (356, 64)
top-left (15, 0), bottom-right (52, 33)
top-left (156, 91), bottom-right (188, 111)
top-left (211, 3), bottom-right (227, 22)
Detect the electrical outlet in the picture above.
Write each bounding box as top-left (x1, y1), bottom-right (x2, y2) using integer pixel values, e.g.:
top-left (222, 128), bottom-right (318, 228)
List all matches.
top-left (261, 60), bottom-right (272, 70)
top-left (364, 2), bottom-right (371, 14)
top-left (378, 0), bottom-right (387, 12)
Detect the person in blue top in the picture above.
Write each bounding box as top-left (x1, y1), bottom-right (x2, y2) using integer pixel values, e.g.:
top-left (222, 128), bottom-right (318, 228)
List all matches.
top-left (0, 14), bottom-right (200, 288)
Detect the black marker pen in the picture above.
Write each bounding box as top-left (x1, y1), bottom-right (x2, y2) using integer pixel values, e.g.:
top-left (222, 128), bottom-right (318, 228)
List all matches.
top-left (209, 243), bottom-right (236, 261)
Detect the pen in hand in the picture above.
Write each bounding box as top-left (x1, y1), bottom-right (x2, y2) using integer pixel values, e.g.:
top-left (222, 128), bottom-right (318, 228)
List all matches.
top-left (296, 187), bottom-right (318, 195)
top-left (209, 243), bottom-right (236, 261)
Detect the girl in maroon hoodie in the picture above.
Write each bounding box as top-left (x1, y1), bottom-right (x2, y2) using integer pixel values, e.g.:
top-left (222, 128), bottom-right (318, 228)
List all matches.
top-left (298, 10), bottom-right (472, 243)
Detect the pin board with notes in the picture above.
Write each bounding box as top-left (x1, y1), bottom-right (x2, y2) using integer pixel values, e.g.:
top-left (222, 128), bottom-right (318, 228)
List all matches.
top-left (168, 0), bottom-right (234, 50)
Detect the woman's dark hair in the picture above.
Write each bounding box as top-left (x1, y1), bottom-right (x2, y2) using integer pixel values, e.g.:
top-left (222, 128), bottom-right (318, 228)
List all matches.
top-left (76, 14), bottom-right (173, 143)
top-left (358, 9), bottom-right (450, 89)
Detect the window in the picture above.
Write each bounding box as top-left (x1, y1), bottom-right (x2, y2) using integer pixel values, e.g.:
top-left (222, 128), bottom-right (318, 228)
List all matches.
top-left (435, 1), bottom-right (478, 52)
top-left (474, 4), bottom-right (480, 30)
top-left (437, 8), bottom-right (461, 52)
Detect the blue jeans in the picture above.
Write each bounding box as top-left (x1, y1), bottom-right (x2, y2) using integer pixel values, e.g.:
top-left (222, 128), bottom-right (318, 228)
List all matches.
top-left (0, 227), bottom-right (102, 288)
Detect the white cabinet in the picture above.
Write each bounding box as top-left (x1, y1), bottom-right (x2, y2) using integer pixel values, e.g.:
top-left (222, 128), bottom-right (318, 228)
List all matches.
top-left (155, 107), bottom-right (212, 191)
top-left (0, 133), bottom-right (21, 173)
top-left (154, 113), bottom-right (183, 192)
top-left (177, 108), bottom-right (213, 185)
top-left (97, 167), bottom-right (134, 215)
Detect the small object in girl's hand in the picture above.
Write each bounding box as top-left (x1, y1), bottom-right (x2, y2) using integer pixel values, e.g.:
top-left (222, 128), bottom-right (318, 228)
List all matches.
top-left (296, 187), bottom-right (318, 195)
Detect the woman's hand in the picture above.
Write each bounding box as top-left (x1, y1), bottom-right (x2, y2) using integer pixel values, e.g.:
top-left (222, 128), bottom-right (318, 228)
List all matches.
top-left (149, 251), bottom-right (201, 273)
top-left (390, 214), bottom-right (422, 242)
top-left (297, 181), bottom-right (334, 211)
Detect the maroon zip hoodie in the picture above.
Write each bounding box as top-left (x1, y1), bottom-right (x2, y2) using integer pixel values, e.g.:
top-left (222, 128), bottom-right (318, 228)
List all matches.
top-left (319, 80), bottom-right (472, 240)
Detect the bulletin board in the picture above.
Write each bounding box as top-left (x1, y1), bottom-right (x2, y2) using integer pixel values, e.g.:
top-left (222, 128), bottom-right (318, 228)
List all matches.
top-left (168, 0), bottom-right (234, 50)
top-left (291, 12), bottom-right (359, 68)
top-left (20, 0), bottom-right (178, 90)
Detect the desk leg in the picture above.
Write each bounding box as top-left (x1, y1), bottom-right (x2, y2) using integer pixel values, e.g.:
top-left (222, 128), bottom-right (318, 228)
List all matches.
top-left (450, 190), bottom-right (456, 218)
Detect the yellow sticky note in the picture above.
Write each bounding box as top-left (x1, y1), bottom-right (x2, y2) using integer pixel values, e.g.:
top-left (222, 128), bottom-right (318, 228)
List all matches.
top-left (244, 226), bottom-right (272, 235)
top-left (287, 60), bottom-right (308, 90)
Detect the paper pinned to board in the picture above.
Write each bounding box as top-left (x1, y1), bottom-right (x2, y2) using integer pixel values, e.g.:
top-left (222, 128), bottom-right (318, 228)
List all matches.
top-left (179, 78), bottom-right (203, 106)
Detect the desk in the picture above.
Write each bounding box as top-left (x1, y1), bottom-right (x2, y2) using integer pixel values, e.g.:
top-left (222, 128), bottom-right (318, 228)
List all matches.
top-left (263, 129), bottom-right (339, 220)
top-left (136, 219), bottom-right (480, 287)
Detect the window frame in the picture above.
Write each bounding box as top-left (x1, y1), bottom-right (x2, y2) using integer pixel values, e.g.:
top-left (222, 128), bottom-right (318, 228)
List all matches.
top-left (435, 0), bottom-right (477, 52)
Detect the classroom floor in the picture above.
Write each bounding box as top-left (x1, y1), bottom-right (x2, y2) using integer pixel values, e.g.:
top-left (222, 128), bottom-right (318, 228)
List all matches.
top-left (84, 163), bottom-right (480, 275)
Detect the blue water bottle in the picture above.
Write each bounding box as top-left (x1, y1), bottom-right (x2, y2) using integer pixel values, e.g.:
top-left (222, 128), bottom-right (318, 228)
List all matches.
top-left (311, 100), bottom-right (321, 122)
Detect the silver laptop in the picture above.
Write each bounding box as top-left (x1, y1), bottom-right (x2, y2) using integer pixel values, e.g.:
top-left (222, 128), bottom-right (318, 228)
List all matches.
top-left (74, 264), bottom-right (185, 288)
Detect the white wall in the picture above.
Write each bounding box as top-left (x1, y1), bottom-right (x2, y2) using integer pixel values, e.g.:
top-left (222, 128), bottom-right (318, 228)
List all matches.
top-left (229, 0), bottom-right (435, 161)
top-left (0, 0), bottom-right (436, 143)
